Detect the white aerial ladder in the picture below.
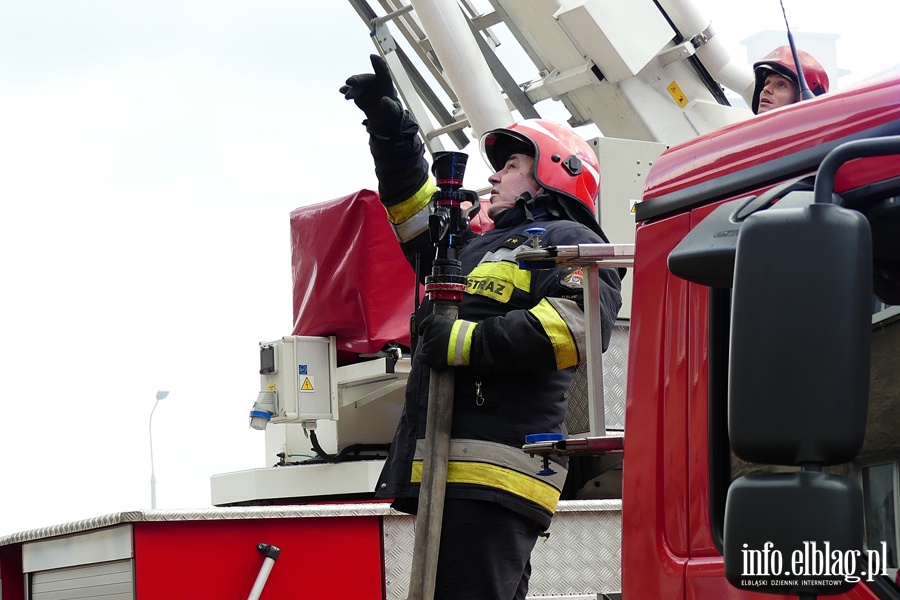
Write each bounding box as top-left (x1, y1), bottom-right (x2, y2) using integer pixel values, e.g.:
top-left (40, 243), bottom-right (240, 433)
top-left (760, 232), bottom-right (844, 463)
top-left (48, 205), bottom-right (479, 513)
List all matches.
top-left (345, 0), bottom-right (755, 151)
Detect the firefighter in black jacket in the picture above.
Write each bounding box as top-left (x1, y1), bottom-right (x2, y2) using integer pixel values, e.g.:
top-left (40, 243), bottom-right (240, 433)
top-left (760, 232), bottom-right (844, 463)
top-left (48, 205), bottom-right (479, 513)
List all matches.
top-left (341, 54), bottom-right (622, 600)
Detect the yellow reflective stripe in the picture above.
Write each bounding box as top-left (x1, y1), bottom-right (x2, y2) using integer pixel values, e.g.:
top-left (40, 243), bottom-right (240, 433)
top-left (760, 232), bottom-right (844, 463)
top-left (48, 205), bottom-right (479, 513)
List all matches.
top-left (414, 438), bottom-right (568, 492)
top-left (392, 207), bottom-right (430, 242)
top-left (411, 460), bottom-right (561, 514)
top-left (546, 297), bottom-right (586, 368)
top-left (384, 179), bottom-right (438, 224)
top-left (466, 261), bottom-right (531, 302)
top-left (447, 320), bottom-right (475, 366)
top-left (529, 298), bottom-right (579, 369)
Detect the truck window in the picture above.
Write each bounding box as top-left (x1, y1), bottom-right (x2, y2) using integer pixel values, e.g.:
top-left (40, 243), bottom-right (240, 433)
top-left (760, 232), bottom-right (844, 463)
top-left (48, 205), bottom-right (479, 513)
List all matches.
top-left (861, 463), bottom-right (898, 570)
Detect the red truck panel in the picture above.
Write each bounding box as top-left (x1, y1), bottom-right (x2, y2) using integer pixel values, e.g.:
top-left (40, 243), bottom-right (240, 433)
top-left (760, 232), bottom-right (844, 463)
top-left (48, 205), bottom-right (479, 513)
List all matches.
top-left (623, 213), bottom-right (692, 600)
top-left (643, 75), bottom-right (900, 202)
top-left (133, 516), bottom-right (384, 599)
top-left (0, 544), bottom-right (24, 600)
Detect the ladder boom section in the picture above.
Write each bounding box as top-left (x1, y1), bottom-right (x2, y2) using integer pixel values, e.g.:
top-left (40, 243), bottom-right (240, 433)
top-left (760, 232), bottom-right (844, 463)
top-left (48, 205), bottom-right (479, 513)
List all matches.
top-left (346, 0), bottom-right (754, 150)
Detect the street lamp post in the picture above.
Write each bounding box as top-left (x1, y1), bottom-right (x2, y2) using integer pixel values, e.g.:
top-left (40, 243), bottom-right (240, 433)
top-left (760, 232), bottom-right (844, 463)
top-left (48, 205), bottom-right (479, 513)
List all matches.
top-left (150, 390), bottom-right (169, 509)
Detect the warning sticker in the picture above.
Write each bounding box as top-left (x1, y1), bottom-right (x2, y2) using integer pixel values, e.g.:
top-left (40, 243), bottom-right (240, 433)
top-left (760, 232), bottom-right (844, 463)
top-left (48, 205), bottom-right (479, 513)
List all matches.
top-left (667, 81), bottom-right (688, 107)
top-left (299, 376), bottom-right (315, 392)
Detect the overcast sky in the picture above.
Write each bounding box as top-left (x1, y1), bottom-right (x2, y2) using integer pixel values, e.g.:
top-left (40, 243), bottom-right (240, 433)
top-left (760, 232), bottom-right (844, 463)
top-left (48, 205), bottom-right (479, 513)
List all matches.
top-left (0, 0), bottom-right (894, 537)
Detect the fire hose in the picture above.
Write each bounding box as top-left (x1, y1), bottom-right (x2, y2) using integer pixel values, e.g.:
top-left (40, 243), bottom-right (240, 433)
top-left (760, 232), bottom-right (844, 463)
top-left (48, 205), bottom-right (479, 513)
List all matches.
top-left (407, 151), bottom-right (479, 600)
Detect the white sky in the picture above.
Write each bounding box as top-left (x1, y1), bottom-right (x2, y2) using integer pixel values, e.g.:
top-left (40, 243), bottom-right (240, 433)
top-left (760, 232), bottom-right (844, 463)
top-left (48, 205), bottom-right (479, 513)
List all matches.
top-left (0, 0), bottom-right (894, 536)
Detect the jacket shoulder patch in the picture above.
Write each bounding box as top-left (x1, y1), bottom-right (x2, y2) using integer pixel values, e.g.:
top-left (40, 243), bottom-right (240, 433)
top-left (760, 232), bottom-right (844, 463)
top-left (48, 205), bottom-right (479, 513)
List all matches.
top-left (559, 268), bottom-right (585, 290)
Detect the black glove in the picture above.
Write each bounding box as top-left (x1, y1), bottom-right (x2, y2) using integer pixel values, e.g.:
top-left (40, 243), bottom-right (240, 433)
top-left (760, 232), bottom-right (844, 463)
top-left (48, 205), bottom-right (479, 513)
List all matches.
top-left (417, 314), bottom-right (479, 370)
top-left (340, 54), bottom-right (412, 139)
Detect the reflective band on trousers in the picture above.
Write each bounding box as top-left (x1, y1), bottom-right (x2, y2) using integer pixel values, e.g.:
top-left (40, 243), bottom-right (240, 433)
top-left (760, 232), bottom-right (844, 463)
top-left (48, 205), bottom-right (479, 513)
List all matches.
top-left (412, 439), bottom-right (567, 514)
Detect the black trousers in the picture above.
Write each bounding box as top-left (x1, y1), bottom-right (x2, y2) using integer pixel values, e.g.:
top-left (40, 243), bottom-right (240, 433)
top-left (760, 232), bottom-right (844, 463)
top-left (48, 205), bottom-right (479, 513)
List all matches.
top-left (431, 498), bottom-right (543, 600)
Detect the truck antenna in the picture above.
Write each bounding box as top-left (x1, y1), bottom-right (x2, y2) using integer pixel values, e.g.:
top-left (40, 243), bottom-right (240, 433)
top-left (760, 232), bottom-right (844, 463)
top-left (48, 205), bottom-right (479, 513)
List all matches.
top-left (779, 0), bottom-right (816, 101)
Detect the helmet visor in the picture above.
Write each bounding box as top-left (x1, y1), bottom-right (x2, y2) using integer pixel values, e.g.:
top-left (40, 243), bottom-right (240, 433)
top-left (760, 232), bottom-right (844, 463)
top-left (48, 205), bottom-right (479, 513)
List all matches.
top-left (482, 130), bottom-right (535, 172)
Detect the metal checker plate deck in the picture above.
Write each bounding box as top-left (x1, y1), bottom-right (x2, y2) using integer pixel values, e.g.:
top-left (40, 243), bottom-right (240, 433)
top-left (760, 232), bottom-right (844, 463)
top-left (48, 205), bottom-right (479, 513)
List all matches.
top-left (383, 499), bottom-right (622, 598)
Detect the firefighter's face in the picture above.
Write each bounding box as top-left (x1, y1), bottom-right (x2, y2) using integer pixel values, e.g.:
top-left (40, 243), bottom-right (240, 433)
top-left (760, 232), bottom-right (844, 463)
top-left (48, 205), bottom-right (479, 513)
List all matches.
top-left (486, 153), bottom-right (543, 219)
top-left (757, 73), bottom-right (799, 113)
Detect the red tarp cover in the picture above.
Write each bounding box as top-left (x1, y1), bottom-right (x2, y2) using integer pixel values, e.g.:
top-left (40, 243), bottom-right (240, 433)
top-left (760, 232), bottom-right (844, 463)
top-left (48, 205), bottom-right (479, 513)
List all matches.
top-left (291, 191), bottom-right (494, 362)
top-left (291, 190), bottom-right (416, 359)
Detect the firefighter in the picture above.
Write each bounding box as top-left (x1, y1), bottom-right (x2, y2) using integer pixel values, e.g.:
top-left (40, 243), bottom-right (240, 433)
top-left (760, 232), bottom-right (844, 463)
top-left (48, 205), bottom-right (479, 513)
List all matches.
top-left (752, 45), bottom-right (829, 114)
top-left (340, 55), bottom-right (622, 600)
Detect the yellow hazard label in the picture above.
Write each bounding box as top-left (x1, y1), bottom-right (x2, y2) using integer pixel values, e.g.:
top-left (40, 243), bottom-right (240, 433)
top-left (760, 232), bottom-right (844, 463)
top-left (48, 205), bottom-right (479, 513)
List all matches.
top-left (300, 376), bottom-right (315, 392)
top-left (268, 385), bottom-right (276, 392)
top-left (667, 81), bottom-right (688, 107)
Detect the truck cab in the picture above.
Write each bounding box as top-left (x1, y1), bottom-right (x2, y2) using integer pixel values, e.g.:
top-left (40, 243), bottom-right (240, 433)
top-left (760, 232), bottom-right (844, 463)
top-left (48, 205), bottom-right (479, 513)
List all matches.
top-left (625, 72), bottom-right (900, 598)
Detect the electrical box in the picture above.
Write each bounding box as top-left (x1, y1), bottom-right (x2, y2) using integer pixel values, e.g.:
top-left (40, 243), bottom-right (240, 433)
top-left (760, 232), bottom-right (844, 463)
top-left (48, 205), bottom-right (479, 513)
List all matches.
top-left (259, 336), bottom-right (338, 423)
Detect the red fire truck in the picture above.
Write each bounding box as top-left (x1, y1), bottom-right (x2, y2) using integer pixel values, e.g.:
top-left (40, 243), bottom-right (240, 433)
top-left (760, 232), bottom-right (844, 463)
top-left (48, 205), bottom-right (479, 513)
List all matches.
top-left (2, 1), bottom-right (899, 598)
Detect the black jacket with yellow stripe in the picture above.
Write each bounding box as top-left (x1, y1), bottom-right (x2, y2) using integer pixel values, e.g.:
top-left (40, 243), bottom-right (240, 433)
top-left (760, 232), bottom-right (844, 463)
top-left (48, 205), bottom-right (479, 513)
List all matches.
top-left (371, 133), bottom-right (622, 529)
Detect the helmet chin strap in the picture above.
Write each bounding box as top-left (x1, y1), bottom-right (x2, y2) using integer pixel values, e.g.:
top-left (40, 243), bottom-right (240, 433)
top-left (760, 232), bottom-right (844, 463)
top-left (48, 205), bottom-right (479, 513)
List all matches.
top-left (515, 192), bottom-right (536, 221)
top-left (515, 191), bottom-right (557, 222)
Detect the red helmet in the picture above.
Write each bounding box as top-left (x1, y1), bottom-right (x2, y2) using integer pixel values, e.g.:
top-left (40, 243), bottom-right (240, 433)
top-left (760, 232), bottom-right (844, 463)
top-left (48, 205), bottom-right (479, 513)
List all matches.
top-left (751, 46), bottom-right (829, 114)
top-left (480, 119), bottom-right (600, 231)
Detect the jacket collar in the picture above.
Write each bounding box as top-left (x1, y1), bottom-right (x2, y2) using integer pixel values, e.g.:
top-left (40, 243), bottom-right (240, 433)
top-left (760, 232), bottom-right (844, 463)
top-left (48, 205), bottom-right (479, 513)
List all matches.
top-left (491, 193), bottom-right (555, 229)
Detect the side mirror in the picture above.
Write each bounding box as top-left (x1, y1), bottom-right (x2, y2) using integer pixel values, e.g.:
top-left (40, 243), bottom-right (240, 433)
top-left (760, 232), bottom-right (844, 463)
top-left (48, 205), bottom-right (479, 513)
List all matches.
top-left (667, 178), bottom-right (815, 288)
top-left (724, 140), bottom-right (876, 596)
top-left (724, 471), bottom-right (863, 594)
top-left (728, 202), bottom-right (871, 465)
top-left (814, 135), bottom-right (900, 305)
